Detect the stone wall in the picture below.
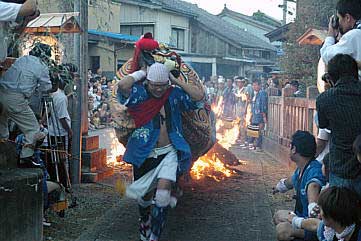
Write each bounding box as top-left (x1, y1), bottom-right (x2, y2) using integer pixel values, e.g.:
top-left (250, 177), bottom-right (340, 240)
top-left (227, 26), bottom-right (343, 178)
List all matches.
top-left (0, 169), bottom-right (43, 241)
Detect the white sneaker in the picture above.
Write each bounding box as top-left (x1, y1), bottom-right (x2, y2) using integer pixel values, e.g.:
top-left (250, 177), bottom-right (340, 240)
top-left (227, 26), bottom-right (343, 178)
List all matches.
top-left (239, 142), bottom-right (248, 147)
top-left (43, 218), bottom-right (51, 227)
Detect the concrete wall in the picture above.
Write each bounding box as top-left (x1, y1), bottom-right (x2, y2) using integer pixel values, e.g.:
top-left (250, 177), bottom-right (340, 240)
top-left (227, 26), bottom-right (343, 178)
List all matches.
top-left (0, 169), bottom-right (43, 241)
top-left (117, 47), bottom-right (134, 62)
top-left (89, 41), bottom-right (116, 73)
top-left (88, 0), bottom-right (122, 74)
top-left (88, 0), bottom-right (121, 32)
top-left (37, 0), bottom-right (73, 13)
top-left (88, 41), bottom-right (134, 74)
top-left (37, 0), bottom-right (122, 71)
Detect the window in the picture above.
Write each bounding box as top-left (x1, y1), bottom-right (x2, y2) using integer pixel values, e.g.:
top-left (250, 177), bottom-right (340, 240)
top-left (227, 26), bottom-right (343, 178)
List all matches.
top-left (170, 28), bottom-right (185, 50)
top-left (254, 50), bottom-right (261, 57)
top-left (90, 56), bottom-right (100, 74)
top-left (120, 24), bottom-right (154, 37)
top-left (244, 49), bottom-right (250, 57)
top-left (262, 51), bottom-right (270, 59)
top-left (117, 60), bottom-right (126, 70)
top-left (228, 45), bottom-right (238, 57)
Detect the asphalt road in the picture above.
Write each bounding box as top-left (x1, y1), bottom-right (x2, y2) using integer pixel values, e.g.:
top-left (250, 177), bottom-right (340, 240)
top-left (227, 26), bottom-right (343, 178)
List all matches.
top-left (74, 144), bottom-right (295, 241)
top-left (44, 128), bottom-right (295, 241)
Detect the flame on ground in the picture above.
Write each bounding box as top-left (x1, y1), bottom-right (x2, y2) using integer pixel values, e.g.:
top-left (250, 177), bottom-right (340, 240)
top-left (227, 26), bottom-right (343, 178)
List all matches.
top-left (109, 103), bottom-right (241, 181)
top-left (190, 105), bottom-right (240, 181)
top-left (107, 131), bottom-right (127, 166)
top-left (190, 154), bottom-right (234, 182)
top-left (217, 119), bottom-right (240, 150)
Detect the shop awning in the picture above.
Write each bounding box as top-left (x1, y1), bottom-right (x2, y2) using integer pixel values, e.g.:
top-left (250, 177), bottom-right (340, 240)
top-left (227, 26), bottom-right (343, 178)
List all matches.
top-left (88, 29), bottom-right (139, 43)
top-left (25, 12), bottom-right (81, 34)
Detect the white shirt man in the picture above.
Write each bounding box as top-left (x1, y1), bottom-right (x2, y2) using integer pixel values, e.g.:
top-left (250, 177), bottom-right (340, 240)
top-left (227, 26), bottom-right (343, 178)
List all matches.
top-left (320, 0), bottom-right (361, 76)
top-left (0, 1), bottom-right (22, 61)
top-left (48, 89), bottom-right (71, 137)
top-left (321, 27), bottom-right (361, 65)
top-left (316, 128), bottom-right (331, 163)
top-left (47, 87), bottom-right (72, 173)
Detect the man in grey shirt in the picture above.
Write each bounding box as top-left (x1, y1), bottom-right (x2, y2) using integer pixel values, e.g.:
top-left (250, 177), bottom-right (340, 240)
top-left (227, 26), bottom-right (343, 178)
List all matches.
top-left (0, 43), bottom-right (53, 166)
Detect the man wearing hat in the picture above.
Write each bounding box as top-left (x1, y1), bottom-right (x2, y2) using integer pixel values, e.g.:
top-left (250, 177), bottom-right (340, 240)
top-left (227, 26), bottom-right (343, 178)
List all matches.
top-left (234, 76), bottom-right (248, 143)
top-left (117, 62), bottom-right (204, 241)
top-left (0, 43), bottom-right (53, 167)
top-left (273, 130), bottom-right (326, 241)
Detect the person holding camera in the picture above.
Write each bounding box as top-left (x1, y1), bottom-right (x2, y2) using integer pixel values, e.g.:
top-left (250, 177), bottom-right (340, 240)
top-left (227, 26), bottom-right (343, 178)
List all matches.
top-left (320, 0), bottom-right (361, 74)
top-left (0, 43), bottom-right (53, 167)
top-left (316, 54), bottom-right (361, 196)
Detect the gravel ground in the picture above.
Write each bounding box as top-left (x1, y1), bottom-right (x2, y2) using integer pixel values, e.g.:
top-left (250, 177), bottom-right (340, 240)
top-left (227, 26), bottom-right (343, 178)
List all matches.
top-left (43, 183), bottom-right (121, 241)
top-left (43, 144), bottom-right (296, 241)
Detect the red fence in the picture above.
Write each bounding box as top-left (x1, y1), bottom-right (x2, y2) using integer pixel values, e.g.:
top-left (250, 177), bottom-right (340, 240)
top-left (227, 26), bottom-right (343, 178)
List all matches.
top-left (264, 86), bottom-right (319, 163)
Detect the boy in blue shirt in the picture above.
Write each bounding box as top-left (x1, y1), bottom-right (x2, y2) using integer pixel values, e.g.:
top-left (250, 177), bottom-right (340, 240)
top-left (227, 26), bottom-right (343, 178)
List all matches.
top-left (273, 130), bottom-right (326, 241)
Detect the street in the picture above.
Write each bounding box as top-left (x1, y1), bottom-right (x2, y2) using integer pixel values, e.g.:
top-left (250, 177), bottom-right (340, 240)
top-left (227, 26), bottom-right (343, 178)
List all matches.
top-left (44, 130), bottom-right (295, 241)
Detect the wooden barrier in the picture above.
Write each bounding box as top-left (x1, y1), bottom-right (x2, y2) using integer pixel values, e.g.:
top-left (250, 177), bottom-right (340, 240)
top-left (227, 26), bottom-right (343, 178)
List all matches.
top-left (263, 86), bottom-right (319, 165)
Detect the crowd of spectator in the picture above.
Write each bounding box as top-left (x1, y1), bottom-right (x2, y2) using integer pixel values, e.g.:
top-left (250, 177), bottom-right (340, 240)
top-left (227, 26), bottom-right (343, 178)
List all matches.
top-left (87, 69), bottom-right (115, 130)
top-left (3, 0), bottom-right (361, 239)
top-left (272, 1), bottom-right (361, 240)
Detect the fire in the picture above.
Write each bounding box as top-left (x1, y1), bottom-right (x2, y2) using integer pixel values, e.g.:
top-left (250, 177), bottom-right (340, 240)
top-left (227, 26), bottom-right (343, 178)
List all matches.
top-left (216, 119), bottom-right (239, 150)
top-left (190, 108), bottom-right (240, 181)
top-left (107, 131), bottom-right (126, 166)
top-left (190, 154), bottom-right (234, 182)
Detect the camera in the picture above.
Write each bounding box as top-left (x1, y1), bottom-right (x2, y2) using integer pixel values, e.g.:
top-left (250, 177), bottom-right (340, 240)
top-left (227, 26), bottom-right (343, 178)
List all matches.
top-left (321, 73), bottom-right (335, 87)
top-left (331, 14), bottom-right (339, 29)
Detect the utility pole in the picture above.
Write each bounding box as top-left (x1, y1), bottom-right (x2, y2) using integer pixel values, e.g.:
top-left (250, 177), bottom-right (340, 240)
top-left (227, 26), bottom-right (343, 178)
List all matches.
top-left (71, 0), bottom-right (88, 184)
top-left (279, 0), bottom-right (297, 25)
top-left (282, 0), bottom-right (288, 25)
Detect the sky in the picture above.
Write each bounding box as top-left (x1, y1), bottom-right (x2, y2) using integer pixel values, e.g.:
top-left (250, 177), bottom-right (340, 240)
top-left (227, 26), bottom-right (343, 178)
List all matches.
top-left (183, 0), bottom-right (296, 22)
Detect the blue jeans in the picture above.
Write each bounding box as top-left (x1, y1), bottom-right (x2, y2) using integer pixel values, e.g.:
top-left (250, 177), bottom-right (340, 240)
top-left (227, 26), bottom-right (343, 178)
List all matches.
top-left (329, 173), bottom-right (361, 197)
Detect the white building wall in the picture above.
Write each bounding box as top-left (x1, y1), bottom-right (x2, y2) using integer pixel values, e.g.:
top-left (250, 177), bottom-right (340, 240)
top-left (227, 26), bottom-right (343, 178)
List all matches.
top-left (120, 4), bottom-right (190, 52)
top-left (88, 0), bottom-right (121, 32)
top-left (119, 4), bottom-right (157, 23)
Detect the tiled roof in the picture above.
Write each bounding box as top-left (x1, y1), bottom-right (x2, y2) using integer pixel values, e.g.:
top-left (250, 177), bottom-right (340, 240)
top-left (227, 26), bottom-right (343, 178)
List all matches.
top-left (114, 0), bottom-right (276, 51)
top-left (154, 0), bottom-right (276, 51)
top-left (218, 7), bottom-right (280, 31)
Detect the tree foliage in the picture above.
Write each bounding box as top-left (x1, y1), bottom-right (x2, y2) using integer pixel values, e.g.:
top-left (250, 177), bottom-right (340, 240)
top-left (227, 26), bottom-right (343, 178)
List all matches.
top-left (280, 0), bottom-right (338, 85)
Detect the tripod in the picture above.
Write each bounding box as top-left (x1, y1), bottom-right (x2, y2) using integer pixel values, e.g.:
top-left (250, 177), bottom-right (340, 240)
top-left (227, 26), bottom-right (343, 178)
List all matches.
top-left (41, 95), bottom-right (77, 210)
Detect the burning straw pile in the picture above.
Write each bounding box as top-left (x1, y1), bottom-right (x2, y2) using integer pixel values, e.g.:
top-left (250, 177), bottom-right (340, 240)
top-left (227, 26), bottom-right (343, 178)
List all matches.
top-left (190, 118), bottom-right (241, 182)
